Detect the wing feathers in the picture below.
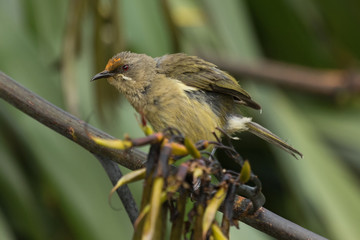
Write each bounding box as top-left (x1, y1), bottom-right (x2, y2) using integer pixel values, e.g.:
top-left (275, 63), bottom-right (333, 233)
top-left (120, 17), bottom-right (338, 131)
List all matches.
top-left (155, 54), bottom-right (261, 110)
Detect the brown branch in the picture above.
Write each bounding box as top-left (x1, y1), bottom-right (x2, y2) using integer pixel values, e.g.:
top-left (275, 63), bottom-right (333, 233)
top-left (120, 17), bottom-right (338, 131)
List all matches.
top-left (0, 71), bottom-right (145, 227)
top-left (0, 72), bottom-right (326, 240)
top-left (232, 196), bottom-right (327, 240)
top-left (201, 54), bottom-right (360, 96)
top-left (0, 72), bottom-right (146, 170)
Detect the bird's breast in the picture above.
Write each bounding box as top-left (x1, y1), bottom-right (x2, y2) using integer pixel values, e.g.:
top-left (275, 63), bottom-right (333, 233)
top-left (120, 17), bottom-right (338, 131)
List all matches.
top-left (142, 80), bottom-right (230, 142)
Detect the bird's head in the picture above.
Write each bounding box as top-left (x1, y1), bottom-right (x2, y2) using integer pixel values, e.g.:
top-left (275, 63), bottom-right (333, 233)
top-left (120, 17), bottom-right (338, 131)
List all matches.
top-left (91, 52), bottom-right (156, 95)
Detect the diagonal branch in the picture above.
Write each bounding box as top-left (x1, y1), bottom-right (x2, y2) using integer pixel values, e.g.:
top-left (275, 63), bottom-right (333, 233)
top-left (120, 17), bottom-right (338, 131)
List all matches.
top-left (0, 72), bottom-right (326, 240)
top-left (0, 72), bottom-right (147, 170)
top-left (0, 71), bottom-right (145, 227)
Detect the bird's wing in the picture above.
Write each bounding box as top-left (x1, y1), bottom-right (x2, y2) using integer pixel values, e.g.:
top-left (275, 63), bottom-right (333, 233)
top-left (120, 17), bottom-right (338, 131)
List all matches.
top-left (155, 53), bottom-right (261, 110)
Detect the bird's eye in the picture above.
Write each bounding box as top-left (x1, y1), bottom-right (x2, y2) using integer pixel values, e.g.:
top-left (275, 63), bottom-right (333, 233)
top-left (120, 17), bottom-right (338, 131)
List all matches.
top-left (122, 64), bottom-right (129, 71)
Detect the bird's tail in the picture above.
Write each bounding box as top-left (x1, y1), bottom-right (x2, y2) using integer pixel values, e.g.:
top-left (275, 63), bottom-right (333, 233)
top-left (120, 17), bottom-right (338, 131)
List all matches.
top-left (226, 116), bottom-right (303, 159)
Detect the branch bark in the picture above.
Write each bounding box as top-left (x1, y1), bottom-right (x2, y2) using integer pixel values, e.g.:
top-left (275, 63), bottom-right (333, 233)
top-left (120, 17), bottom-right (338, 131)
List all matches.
top-left (0, 71), bottom-right (145, 227)
top-left (201, 54), bottom-right (360, 96)
top-left (0, 72), bottom-right (327, 240)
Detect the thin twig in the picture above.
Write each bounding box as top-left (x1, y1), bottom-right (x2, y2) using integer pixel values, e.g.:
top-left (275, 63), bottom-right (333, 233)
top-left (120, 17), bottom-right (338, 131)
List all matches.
top-left (201, 54), bottom-right (360, 96)
top-left (0, 72), bottom-right (326, 240)
top-left (94, 154), bottom-right (139, 225)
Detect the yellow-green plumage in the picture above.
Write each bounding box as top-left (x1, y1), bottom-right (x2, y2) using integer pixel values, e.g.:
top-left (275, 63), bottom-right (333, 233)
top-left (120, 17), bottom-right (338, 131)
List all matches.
top-left (91, 51), bottom-right (302, 158)
top-left (155, 53), bottom-right (261, 110)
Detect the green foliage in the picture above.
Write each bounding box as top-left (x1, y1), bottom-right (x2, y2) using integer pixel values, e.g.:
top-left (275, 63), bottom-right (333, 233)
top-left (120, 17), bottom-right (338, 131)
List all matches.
top-left (0, 0), bottom-right (359, 239)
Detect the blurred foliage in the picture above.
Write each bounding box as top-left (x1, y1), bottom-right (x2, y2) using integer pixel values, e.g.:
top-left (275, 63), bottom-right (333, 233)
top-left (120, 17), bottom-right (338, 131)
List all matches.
top-left (0, 0), bottom-right (359, 239)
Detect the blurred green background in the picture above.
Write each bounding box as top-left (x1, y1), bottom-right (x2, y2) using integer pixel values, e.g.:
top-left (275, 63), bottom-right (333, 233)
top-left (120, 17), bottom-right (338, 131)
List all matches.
top-left (1, 0), bottom-right (360, 239)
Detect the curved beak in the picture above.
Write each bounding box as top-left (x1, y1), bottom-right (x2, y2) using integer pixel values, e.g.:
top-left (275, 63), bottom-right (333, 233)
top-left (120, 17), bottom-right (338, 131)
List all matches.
top-left (91, 70), bottom-right (114, 81)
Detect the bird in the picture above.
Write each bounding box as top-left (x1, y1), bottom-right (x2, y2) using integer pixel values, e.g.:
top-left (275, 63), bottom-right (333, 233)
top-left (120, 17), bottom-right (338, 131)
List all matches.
top-left (91, 51), bottom-right (302, 158)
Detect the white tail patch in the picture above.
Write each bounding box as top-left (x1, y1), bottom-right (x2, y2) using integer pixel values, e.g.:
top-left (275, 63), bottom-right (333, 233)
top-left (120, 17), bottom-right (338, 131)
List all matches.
top-left (226, 116), bottom-right (252, 134)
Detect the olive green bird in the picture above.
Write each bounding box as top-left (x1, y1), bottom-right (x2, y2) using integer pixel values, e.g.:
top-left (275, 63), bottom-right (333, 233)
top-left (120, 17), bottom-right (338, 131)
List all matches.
top-left (92, 52), bottom-right (302, 158)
